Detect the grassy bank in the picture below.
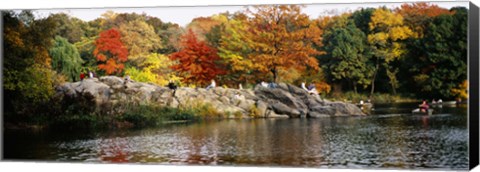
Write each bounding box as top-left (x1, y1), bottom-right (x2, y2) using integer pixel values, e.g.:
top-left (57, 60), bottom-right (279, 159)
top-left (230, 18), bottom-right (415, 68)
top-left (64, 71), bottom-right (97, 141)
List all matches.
top-left (326, 92), bottom-right (419, 104)
top-left (4, 100), bottom-right (231, 130)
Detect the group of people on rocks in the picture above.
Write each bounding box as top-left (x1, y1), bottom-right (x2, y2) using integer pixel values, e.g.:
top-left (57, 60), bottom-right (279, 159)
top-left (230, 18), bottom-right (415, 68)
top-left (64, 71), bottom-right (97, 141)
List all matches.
top-left (301, 82), bottom-right (319, 95)
top-left (79, 69), bottom-right (322, 98)
top-left (164, 79), bottom-right (322, 98)
top-left (79, 70), bottom-right (96, 81)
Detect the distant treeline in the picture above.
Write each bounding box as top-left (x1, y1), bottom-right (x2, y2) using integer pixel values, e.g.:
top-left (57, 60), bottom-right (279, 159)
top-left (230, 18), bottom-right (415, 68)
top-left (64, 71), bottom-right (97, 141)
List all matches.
top-left (3, 3), bottom-right (467, 117)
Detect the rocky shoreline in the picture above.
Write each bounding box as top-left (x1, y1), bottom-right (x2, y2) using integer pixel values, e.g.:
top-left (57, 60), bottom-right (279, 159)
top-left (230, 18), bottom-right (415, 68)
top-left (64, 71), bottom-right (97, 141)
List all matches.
top-left (55, 76), bottom-right (365, 118)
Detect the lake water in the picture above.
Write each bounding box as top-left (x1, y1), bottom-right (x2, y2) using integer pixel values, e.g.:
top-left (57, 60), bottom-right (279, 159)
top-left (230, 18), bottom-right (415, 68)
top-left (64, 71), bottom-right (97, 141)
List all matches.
top-left (3, 103), bottom-right (469, 170)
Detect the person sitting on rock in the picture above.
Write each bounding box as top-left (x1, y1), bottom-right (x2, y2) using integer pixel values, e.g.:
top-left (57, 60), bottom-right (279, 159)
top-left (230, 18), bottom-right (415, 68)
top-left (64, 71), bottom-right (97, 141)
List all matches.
top-left (124, 75), bottom-right (132, 88)
top-left (261, 81), bottom-right (269, 88)
top-left (88, 70), bottom-right (94, 78)
top-left (206, 79), bottom-right (216, 90)
top-left (167, 80), bottom-right (177, 97)
top-left (301, 82), bottom-right (308, 91)
top-left (307, 83), bottom-right (318, 95)
top-left (268, 82), bottom-right (277, 88)
top-left (80, 72), bottom-right (86, 81)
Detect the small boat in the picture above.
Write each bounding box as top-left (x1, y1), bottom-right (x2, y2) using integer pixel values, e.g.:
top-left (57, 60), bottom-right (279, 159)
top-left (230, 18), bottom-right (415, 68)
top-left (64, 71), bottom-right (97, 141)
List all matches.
top-left (442, 101), bottom-right (457, 105)
top-left (412, 108), bottom-right (433, 115)
top-left (430, 103), bottom-right (443, 108)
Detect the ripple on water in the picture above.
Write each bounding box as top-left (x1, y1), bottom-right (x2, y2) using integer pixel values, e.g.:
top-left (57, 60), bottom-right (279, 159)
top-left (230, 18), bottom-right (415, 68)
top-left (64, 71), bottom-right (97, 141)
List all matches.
top-left (39, 111), bottom-right (469, 169)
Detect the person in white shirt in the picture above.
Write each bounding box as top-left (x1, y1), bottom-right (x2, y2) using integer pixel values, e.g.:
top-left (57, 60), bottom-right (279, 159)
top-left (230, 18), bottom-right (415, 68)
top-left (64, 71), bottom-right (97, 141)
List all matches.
top-left (206, 79), bottom-right (216, 90)
top-left (301, 82), bottom-right (308, 91)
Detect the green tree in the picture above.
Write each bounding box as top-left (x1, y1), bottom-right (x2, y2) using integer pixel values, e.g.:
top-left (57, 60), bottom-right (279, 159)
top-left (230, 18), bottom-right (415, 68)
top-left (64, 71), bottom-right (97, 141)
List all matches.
top-left (50, 36), bottom-right (84, 82)
top-left (3, 11), bottom-right (62, 116)
top-left (413, 8), bottom-right (467, 99)
top-left (74, 36), bottom-right (97, 69)
top-left (322, 16), bottom-right (373, 93)
top-left (146, 17), bottom-right (184, 54)
top-left (351, 8), bottom-right (375, 34)
top-left (48, 13), bottom-right (86, 43)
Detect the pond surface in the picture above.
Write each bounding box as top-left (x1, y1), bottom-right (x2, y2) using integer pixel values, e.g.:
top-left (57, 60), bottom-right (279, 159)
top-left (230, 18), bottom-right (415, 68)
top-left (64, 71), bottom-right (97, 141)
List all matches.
top-left (4, 103), bottom-right (468, 170)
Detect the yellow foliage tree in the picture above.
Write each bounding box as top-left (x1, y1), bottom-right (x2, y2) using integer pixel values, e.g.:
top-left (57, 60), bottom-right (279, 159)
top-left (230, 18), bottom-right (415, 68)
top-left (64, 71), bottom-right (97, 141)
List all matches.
top-left (451, 80), bottom-right (468, 100)
top-left (125, 53), bottom-right (182, 86)
top-left (368, 8), bottom-right (413, 95)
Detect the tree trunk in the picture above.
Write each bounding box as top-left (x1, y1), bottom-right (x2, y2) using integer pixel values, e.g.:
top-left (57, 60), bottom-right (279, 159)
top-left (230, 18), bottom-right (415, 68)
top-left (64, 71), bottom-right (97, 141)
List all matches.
top-left (271, 67), bottom-right (277, 83)
top-left (353, 82), bottom-right (358, 94)
top-left (370, 61), bottom-right (380, 97)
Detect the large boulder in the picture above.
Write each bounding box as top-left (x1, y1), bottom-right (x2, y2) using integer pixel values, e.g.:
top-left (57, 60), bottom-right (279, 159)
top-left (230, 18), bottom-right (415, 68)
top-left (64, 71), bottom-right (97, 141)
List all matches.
top-left (254, 83), bottom-right (365, 118)
top-left (55, 77), bottom-right (365, 118)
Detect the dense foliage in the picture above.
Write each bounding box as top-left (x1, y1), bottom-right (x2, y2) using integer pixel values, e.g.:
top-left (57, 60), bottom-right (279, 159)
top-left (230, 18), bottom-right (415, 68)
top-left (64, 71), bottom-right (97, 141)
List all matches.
top-left (2, 3), bottom-right (468, 126)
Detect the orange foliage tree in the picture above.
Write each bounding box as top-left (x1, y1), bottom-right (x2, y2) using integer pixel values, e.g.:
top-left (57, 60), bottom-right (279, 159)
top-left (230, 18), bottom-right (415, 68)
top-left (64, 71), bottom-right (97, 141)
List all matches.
top-left (187, 16), bottom-right (223, 41)
top-left (93, 28), bottom-right (129, 75)
top-left (169, 29), bottom-right (226, 86)
top-left (244, 5), bottom-right (323, 83)
top-left (395, 2), bottom-right (453, 38)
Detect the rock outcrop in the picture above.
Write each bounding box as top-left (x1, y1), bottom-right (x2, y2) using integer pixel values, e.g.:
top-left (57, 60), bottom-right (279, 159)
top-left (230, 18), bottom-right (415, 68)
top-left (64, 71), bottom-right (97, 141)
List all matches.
top-left (55, 76), bottom-right (365, 118)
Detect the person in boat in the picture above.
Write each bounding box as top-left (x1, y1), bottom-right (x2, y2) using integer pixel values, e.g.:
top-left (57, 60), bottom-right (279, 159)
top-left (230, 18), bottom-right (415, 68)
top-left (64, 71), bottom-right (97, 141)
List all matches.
top-left (419, 100), bottom-right (429, 113)
top-left (167, 80), bottom-right (177, 97)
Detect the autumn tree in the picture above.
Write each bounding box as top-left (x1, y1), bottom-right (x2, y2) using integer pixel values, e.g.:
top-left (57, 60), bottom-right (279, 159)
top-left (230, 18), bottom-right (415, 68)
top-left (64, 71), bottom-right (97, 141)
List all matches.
top-left (146, 17), bottom-right (184, 54)
top-left (169, 29), bottom-right (226, 86)
top-left (118, 19), bottom-right (162, 64)
top-left (205, 14), bottom-right (231, 48)
top-left (367, 7), bottom-right (413, 95)
top-left (217, 13), bottom-right (257, 86)
top-left (125, 53), bottom-right (182, 86)
top-left (395, 2), bottom-right (453, 38)
top-left (50, 36), bottom-right (84, 82)
top-left (244, 5), bottom-right (323, 83)
top-left (3, 11), bottom-right (63, 117)
top-left (93, 28), bottom-right (129, 75)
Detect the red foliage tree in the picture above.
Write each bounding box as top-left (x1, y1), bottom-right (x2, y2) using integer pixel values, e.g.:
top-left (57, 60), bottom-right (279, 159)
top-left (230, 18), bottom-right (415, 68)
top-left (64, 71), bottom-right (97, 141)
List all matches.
top-left (93, 28), bottom-right (129, 75)
top-left (169, 29), bottom-right (225, 86)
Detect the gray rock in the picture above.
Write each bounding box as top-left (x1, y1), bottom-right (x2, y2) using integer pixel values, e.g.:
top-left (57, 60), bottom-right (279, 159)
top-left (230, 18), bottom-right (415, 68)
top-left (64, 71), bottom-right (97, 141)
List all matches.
top-left (55, 76), bottom-right (364, 118)
top-left (308, 112), bottom-right (332, 118)
top-left (256, 101), bottom-right (268, 117)
top-left (271, 102), bottom-right (301, 117)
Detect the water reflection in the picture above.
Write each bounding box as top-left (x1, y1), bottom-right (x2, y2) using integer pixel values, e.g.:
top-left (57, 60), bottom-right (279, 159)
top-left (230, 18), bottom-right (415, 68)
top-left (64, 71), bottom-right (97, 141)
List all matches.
top-left (4, 103), bottom-right (468, 170)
